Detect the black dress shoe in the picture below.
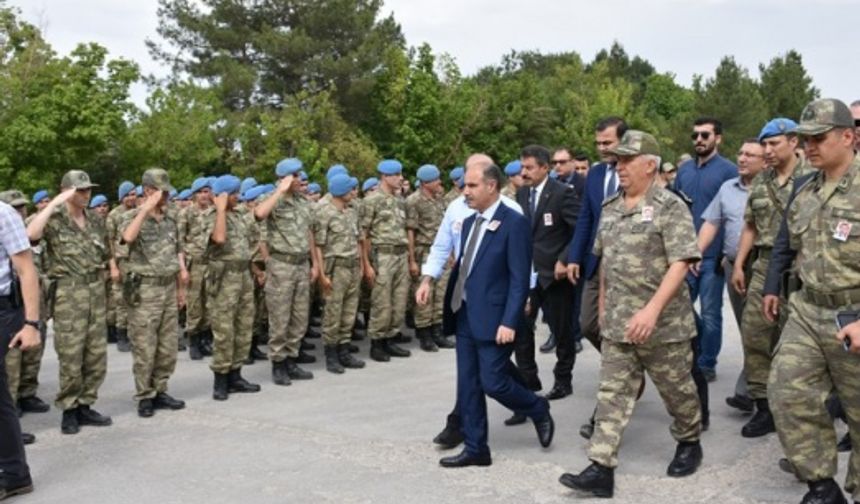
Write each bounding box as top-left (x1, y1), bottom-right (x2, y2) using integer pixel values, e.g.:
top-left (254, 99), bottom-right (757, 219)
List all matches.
top-left (667, 441), bottom-right (703, 477)
top-left (534, 400), bottom-right (554, 448)
top-left (800, 478), bottom-right (847, 504)
top-left (725, 394), bottom-right (755, 413)
top-left (539, 333), bottom-right (556, 353)
top-left (17, 395), bottom-right (50, 414)
top-left (154, 392), bottom-right (186, 410)
top-left (0, 473), bottom-right (34, 501)
top-left (138, 399), bottom-right (155, 418)
top-left (837, 433), bottom-right (852, 453)
top-left (579, 422), bottom-right (595, 440)
top-left (433, 414), bottom-right (464, 449)
top-left (559, 462), bottom-right (614, 498)
top-left (504, 412), bottom-right (527, 426)
top-left (61, 409), bottom-right (80, 434)
top-left (544, 383), bottom-right (572, 401)
top-left (76, 405), bottom-right (113, 427)
top-left (439, 450), bottom-right (492, 468)
top-left (21, 432), bottom-right (35, 445)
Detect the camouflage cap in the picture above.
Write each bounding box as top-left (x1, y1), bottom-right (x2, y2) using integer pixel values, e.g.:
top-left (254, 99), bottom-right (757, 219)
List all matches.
top-left (141, 168), bottom-right (171, 191)
top-left (610, 130), bottom-right (661, 157)
top-left (61, 170), bottom-right (98, 190)
top-left (796, 98), bottom-right (854, 136)
top-left (661, 162), bottom-right (677, 173)
top-left (0, 190), bottom-right (28, 207)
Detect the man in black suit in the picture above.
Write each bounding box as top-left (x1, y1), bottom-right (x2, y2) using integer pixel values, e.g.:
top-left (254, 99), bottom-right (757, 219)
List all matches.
top-left (512, 145), bottom-right (582, 411)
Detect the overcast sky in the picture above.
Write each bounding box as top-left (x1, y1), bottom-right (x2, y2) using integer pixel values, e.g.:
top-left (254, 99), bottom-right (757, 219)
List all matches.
top-left (16, 0), bottom-right (859, 112)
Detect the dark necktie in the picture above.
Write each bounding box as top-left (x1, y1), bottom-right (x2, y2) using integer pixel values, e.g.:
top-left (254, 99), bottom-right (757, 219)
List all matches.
top-left (605, 168), bottom-right (618, 199)
top-left (450, 216), bottom-right (485, 313)
top-left (530, 188), bottom-right (538, 219)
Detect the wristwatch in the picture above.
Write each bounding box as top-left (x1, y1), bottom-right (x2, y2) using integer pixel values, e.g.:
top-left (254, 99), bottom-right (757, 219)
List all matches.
top-left (23, 320), bottom-right (40, 330)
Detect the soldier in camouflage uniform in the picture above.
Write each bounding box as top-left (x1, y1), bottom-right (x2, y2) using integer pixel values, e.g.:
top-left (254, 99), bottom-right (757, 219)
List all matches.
top-left (406, 165), bottom-right (453, 352)
top-left (26, 170), bottom-right (113, 435)
top-left (764, 99), bottom-right (860, 504)
top-left (501, 160), bottom-right (523, 199)
top-left (361, 159), bottom-right (412, 362)
top-left (559, 131), bottom-right (703, 498)
top-left (106, 181), bottom-right (137, 352)
top-left (313, 174), bottom-right (366, 374)
top-left (120, 169), bottom-right (188, 417)
top-left (179, 177), bottom-right (214, 360)
top-left (728, 118), bottom-right (812, 439)
top-left (254, 158), bottom-right (320, 385)
top-left (354, 178), bottom-right (379, 335)
top-left (444, 167), bottom-right (463, 206)
top-left (242, 184), bottom-right (269, 363)
top-left (206, 175), bottom-right (261, 400)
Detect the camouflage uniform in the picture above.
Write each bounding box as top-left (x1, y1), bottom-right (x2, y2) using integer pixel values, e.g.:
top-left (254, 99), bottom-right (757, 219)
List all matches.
top-left (121, 206), bottom-right (181, 402)
top-left (406, 189), bottom-right (445, 329)
top-left (740, 160), bottom-right (810, 400)
top-left (501, 185), bottom-right (516, 199)
top-left (106, 205), bottom-right (133, 333)
top-left (248, 212), bottom-right (268, 343)
top-left (769, 157), bottom-right (860, 500)
top-left (355, 197), bottom-right (372, 318)
top-left (204, 208), bottom-right (254, 374)
top-left (178, 204), bottom-right (213, 337)
top-left (263, 192), bottom-right (311, 363)
top-left (589, 183), bottom-right (702, 468)
top-left (42, 206), bottom-right (109, 411)
top-left (361, 189), bottom-right (409, 340)
top-left (443, 187), bottom-right (459, 206)
top-left (314, 199), bottom-right (361, 347)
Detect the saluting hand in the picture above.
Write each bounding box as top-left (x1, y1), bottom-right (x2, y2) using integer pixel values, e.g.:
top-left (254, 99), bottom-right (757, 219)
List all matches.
top-left (53, 187), bottom-right (78, 207)
top-left (213, 193), bottom-right (229, 211)
top-left (277, 175), bottom-right (295, 194)
top-left (142, 190), bottom-right (163, 212)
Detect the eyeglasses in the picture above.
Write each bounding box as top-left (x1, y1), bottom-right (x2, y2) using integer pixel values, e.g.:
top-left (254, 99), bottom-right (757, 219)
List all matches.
top-left (551, 159), bottom-right (571, 165)
top-left (691, 131), bottom-right (712, 141)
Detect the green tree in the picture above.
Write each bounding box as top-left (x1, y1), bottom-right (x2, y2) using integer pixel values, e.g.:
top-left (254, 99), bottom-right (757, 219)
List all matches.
top-left (758, 50), bottom-right (819, 119)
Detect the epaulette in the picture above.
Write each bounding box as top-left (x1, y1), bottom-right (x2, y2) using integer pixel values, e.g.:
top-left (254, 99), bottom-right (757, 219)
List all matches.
top-left (666, 187), bottom-right (693, 210)
top-left (601, 192), bottom-right (622, 207)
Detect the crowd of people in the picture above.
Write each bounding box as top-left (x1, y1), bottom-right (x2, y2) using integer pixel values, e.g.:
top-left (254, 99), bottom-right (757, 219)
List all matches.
top-left (1, 97), bottom-right (859, 503)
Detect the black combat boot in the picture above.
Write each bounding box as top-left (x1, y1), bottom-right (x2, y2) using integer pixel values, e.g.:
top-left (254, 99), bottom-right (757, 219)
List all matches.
top-left (405, 311), bottom-right (416, 330)
top-left (296, 349), bottom-right (317, 364)
top-left (800, 478), bottom-right (847, 504)
top-left (667, 441), bottom-right (703, 477)
top-left (227, 368), bottom-right (261, 393)
top-left (213, 372), bottom-right (229, 400)
top-left (391, 331), bottom-right (412, 344)
top-left (116, 328), bottom-right (131, 352)
top-left (285, 357), bottom-right (314, 380)
top-left (272, 360), bottom-right (291, 386)
top-left (17, 396), bottom-right (49, 414)
top-left (370, 339), bottom-right (390, 362)
top-left (338, 343), bottom-right (365, 369)
top-left (383, 338), bottom-right (411, 357)
top-left (559, 462), bottom-right (614, 498)
top-left (107, 325), bottom-right (117, 343)
top-left (188, 332), bottom-right (203, 360)
top-left (431, 324), bottom-right (455, 349)
top-left (433, 413), bottom-right (464, 449)
top-left (153, 392), bottom-right (185, 410)
top-left (417, 327), bottom-right (438, 352)
top-left (741, 399), bottom-right (776, 438)
top-left (300, 339), bottom-right (316, 351)
top-left (76, 405), bottom-right (112, 427)
top-left (200, 329), bottom-right (213, 356)
top-left (324, 345), bottom-right (345, 374)
top-left (61, 408), bottom-right (80, 435)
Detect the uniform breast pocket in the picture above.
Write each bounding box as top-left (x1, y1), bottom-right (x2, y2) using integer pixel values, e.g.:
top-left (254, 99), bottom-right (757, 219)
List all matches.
top-left (788, 215), bottom-right (811, 252)
top-left (831, 209), bottom-right (860, 262)
top-left (750, 198), bottom-right (771, 227)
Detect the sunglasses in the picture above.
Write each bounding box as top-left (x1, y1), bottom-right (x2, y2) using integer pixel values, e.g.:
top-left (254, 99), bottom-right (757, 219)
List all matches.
top-left (551, 159), bottom-right (570, 165)
top-left (691, 131), bottom-right (712, 140)
top-left (855, 119), bottom-right (860, 127)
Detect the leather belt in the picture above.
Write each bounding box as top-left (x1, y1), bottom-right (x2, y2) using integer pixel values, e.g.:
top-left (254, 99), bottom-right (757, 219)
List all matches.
top-left (375, 245), bottom-right (407, 255)
top-left (269, 251), bottom-right (309, 265)
top-left (139, 275), bottom-right (177, 286)
top-left (54, 271), bottom-right (102, 286)
top-left (802, 287), bottom-right (860, 309)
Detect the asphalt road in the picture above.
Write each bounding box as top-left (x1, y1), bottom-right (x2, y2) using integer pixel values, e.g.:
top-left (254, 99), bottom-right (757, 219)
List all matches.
top-left (14, 298), bottom-right (852, 504)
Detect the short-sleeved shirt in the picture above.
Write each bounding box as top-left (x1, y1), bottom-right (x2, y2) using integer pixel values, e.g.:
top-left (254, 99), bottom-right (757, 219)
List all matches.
top-left (744, 159), bottom-right (812, 248)
top-left (785, 156), bottom-right (860, 294)
top-left (700, 177), bottom-right (749, 260)
top-left (406, 190), bottom-right (445, 247)
top-left (264, 193), bottom-right (311, 255)
top-left (594, 183), bottom-right (700, 344)
top-left (178, 205), bottom-right (214, 260)
top-left (121, 208), bottom-right (181, 277)
top-left (42, 206), bottom-right (108, 278)
top-left (204, 209), bottom-right (252, 263)
top-left (313, 200), bottom-right (360, 259)
top-left (361, 190), bottom-right (407, 246)
top-left (0, 202), bottom-right (31, 295)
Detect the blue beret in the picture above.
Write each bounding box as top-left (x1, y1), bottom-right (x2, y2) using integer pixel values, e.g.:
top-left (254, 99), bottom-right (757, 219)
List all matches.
top-left (135, 186), bottom-right (143, 197)
top-left (240, 185), bottom-right (265, 202)
top-left (414, 179), bottom-right (421, 189)
top-left (275, 158), bottom-right (303, 177)
top-left (449, 166), bottom-right (464, 182)
top-left (169, 189), bottom-right (178, 200)
top-left (307, 183), bottom-right (321, 194)
top-left (178, 189), bottom-right (193, 201)
top-left (758, 118), bottom-right (798, 142)
top-left (326, 164), bottom-right (348, 181)
top-left (362, 177), bottom-right (379, 192)
top-left (212, 174), bottom-right (241, 195)
top-left (89, 194), bottom-right (108, 208)
top-left (117, 181), bottom-right (134, 200)
top-left (329, 174), bottom-right (358, 197)
top-left (240, 177), bottom-right (257, 194)
top-left (32, 190), bottom-right (49, 204)
top-left (377, 159), bottom-right (403, 175)
top-left (504, 160), bottom-right (522, 176)
top-left (258, 184), bottom-right (275, 197)
top-left (416, 164), bottom-right (440, 182)
top-left (191, 177), bottom-right (210, 194)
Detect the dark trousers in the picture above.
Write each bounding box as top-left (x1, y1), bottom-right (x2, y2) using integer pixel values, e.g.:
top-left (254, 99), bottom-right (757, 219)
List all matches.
top-left (514, 280), bottom-right (576, 388)
top-left (0, 302), bottom-right (29, 480)
top-left (456, 305), bottom-right (545, 456)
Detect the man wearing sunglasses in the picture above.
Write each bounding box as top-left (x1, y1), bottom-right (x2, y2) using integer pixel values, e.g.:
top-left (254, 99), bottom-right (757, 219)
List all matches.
top-left (674, 118), bottom-right (738, 383)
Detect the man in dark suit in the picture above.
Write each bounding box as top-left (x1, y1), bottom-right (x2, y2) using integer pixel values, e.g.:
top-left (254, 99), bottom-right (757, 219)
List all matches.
top-left (438, 154), bottom-right (554, 468)
top-left (512, 145), bottom-right (582, 406)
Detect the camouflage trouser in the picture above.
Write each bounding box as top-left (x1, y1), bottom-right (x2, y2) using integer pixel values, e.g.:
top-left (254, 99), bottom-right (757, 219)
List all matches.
top-left (127, 279), bottom-right (179, 401)
top-left (265, 258), bottom-right (309, 361)
top-left (209, 264), bottom-right (254, 374)
top-left (740, 260), bottom-right (787, 400)
top-left (52, 275), bottom-right (108, 411)
top-left (107, 277), bottom-right (128, 330)
top-left (253, 278), bottom-right (268, 338)
top-left (322, 258), bottom-right (361, 347)
top-left (413, 246), bottom-right (446, 328)
top-left (4, 329), bottom-right (46, 402)
top-left (185, 259), bottom-right (209, 335)
top-left (368, 251), bottom-right (409, 340)
top-left (769, 295), bottom-right (860, 500)
top-left (358, 281), bottom-right (371, 315)
top-left (589, 339), bottom-right (701, 468)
